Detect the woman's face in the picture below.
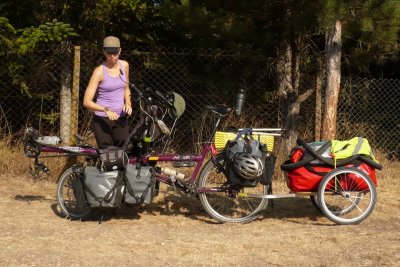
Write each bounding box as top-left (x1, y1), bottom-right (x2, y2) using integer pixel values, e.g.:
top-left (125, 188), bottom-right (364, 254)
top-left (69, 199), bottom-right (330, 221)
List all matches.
top-left (104, 49), bottom-right (121, 64)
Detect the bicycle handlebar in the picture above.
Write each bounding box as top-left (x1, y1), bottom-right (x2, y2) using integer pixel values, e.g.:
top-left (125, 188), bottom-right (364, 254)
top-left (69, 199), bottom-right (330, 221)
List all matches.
top-left (131, 83), bottom-right (143, 98)
top-left (154, 90), bottom-right (174, 108)
top-left (131, 84), bottom-right (174, 110)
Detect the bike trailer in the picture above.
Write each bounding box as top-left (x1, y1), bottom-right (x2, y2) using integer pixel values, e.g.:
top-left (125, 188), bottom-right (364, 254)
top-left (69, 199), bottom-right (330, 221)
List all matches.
top-left (281, 137), bottom-right (382, 192)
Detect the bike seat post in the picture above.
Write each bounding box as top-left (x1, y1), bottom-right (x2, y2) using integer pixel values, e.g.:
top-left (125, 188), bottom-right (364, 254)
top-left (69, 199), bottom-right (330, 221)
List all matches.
top-left (207, 114), bottom-right (223, 144)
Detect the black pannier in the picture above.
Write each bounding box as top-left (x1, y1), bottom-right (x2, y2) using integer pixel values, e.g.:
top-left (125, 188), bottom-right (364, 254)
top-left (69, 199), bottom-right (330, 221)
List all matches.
top-left (124, 164), bottom-right (155, 204)
top-left (83, 166), bottom-right (124, 208)
top-left (99, 149), bottom-right (128, 172)
top-left (225, 139), bottom-right (269, 187)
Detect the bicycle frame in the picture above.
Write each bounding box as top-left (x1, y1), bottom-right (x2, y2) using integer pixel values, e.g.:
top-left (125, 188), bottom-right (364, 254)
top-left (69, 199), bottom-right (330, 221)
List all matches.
top-left (23, 109), bottom-right (224, 193)
top-left (144, 143), bottom-right (216, 186)
top-left (25, 116), bottom-right (281, 193)
top-left (39, 146), bottom-right (97, 156)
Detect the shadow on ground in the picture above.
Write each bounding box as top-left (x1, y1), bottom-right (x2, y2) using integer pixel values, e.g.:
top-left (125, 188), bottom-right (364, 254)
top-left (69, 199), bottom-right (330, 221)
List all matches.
top-left (13, 191), bottom-right (329, 225)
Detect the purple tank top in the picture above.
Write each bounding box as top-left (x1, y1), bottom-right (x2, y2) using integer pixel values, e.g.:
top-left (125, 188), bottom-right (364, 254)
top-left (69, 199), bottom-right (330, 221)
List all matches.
top-left (95, 60), bottom-right (126, 117)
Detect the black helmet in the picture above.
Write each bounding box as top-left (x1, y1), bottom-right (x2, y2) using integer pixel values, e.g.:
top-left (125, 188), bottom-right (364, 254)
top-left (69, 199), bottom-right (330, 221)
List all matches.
top-left (233, 152), bottom-right (264, 180)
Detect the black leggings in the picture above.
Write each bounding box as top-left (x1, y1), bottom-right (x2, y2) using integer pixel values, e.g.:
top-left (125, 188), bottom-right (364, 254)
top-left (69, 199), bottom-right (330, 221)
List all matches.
top-left (91, 115), bottom-right (129, 149)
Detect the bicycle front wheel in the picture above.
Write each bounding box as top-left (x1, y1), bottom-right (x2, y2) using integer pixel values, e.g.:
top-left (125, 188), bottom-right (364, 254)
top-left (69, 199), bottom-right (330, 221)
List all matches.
top-left (317, 167), bottom-right (377, 225)
top-left (198, 157), bottom-right (268, 223)
top-left (57, 166), bottom-right (92, 220)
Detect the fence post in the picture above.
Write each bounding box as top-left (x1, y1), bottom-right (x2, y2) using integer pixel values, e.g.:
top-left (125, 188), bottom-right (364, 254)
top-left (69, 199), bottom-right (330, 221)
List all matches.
top-left (59, 45), bottom-right (72, 144)
top-left (70, 46), bottom-right (80, 145)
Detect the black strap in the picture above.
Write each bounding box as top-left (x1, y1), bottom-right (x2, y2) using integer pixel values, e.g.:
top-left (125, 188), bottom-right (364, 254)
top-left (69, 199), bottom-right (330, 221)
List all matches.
top-left (304, 164), bottom-right (329, 177)
top-left (136, 163), bottom-right (141, 178)
top-left (103, 171), bottom-right (124, 204)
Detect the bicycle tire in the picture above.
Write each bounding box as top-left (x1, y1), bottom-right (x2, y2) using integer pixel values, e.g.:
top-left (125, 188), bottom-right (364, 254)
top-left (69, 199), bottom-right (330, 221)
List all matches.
top-left (56, 166), bottom-right (92, 220)
top-left (198, 157), bottom-right (268, 223)
top-left (317, 167), bottom-right (377, 225)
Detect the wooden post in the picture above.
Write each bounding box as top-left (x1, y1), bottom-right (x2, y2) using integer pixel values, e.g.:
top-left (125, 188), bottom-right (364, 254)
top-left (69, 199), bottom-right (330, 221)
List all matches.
top-left (70, 46), bottom-right (80, 145)
top-left (59, 44), bottom-right (72, 144)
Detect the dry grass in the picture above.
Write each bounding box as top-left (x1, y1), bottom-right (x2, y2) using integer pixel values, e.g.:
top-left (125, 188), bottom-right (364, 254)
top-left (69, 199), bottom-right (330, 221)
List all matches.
top-left (0, 136), bottom-right (91, 182)
top-left (0, 149), bottom-right (399, 266)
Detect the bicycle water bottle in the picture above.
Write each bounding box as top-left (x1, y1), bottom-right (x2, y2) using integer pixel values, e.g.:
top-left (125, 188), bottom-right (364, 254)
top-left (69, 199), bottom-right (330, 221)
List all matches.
top-left (36, 136), bottom-right (62, 145)
top-left (235, 88), bottom-right (245, 116)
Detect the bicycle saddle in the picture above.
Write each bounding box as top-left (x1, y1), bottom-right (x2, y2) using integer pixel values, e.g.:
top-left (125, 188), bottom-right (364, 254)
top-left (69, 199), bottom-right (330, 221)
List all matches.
top-left (204, 105), bottom-right (232, 116)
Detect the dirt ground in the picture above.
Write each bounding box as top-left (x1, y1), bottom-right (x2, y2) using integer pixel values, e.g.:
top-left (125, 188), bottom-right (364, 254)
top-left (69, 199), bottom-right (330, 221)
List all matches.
top-left (0, 171), bottom-right (399, 267)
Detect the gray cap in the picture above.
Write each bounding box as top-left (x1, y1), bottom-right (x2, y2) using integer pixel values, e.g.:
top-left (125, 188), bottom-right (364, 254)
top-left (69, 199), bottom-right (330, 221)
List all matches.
top-left (103, 36), bottom-right (120, 54)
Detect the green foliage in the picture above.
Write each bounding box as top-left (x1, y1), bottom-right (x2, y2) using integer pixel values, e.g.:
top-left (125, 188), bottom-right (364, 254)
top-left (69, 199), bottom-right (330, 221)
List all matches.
top-left (93, 0), bottom-right (163, 44)
top-left (159, 0), bottom-right (279, 50)
top-left (343, 0), bottom-right (400, 72)
top-left (16, 19), bottom-right (77, 54)
top-left (38, 111), bottom-right (59, 125)
top-left (0, 17), bottom-right (16, 56)
top-left (6, 62), bottom-right (32, 96)
top-left (319, 0), bottom-right (346, 28)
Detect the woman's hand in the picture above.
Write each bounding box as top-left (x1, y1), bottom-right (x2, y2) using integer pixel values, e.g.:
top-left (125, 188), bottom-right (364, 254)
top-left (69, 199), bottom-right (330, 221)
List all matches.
top-left (104, 108), bottom-right (119, 120)
top-left (124, 103), bottom-right (132, 116)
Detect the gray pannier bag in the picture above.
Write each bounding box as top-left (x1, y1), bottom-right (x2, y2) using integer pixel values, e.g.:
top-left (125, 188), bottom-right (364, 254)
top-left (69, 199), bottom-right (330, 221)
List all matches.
top-left (124, 164), bottom-right (155, 204)
top-left (83, 166), bottom-right (124, 208)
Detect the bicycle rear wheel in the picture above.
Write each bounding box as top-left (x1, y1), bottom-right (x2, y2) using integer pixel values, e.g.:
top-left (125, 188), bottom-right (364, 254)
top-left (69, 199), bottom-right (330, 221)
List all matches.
top-left (198, 157), bottom-right (268, 223)
top-left (317, 167), bottom-right (377, 225)
top-left (56, 166), bottom-right (92, 220)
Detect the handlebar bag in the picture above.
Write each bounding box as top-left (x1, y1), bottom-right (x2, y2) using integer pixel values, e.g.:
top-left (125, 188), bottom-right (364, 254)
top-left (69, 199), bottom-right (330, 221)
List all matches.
top-left (100, 149), bottom-right (128, 172)
top-left (83, 166), bottom-right (124, 208)
top-left (124, 164), bottom-right (155, 204)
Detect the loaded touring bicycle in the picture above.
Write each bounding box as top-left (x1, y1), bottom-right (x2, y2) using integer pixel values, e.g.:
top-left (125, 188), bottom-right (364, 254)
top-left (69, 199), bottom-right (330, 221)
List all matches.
top-left (24, 84), bottom-right (382, 224)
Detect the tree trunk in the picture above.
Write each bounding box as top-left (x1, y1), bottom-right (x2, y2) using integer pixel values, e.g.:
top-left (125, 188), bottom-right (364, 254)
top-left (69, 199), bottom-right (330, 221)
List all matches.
top-left (277, 37), bottom-right (296, 153)
top-left (314, 56), bottom-right (324, 141)
top-left (322, 20), bottom-right (342, 140)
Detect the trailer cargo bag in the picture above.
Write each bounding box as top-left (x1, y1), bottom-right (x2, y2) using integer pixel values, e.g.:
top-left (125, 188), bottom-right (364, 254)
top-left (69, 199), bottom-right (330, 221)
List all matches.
top-left (281, 138), bottom-right (381, 192)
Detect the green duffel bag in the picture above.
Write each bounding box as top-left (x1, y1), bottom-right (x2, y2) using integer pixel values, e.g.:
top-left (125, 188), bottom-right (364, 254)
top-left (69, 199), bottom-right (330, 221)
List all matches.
top-left (83, 166), bottom-right (124, 208)
top-left (124, 164), bottom-right (155, 204)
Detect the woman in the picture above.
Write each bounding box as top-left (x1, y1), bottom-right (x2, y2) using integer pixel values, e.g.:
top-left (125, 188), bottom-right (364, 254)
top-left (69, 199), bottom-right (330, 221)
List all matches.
top-left (83, 36), bottom-right (132, 149)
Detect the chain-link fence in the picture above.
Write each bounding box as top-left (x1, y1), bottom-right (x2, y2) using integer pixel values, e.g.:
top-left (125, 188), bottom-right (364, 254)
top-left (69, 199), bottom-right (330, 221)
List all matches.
top-left (338, 78), bottom-right (400, 157)
top-left (0, 44), bottom-right (399, 156)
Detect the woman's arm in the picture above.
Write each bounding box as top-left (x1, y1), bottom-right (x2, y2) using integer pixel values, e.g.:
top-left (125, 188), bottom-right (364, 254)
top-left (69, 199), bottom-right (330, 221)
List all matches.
top-left (122, 60), bottom-right (132, 115)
